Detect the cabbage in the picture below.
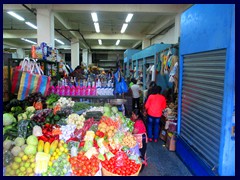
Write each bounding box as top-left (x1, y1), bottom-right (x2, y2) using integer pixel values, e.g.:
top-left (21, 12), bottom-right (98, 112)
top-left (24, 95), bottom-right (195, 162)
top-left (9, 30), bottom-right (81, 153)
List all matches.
top-left (26, 135), bottom-right (38, 146)
top-left (103, 106), bottom-right (111, 113)
top-left (3, 113), bottom-right (16, 126)
top-left (103, 112), bottom-right (111, 117)
top-left (14, 137), bottom-right (25, 147)
top-left (24, 145), bottom-right (37, 155)
top-left (111, 106), bottom-right (118, 114)
top-left (11, 146), bottom-right (22, 156)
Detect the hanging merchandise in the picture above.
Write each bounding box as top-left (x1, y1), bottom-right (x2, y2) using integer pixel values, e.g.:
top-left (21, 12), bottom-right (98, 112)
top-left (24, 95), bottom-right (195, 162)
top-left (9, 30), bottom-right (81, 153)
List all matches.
top-left (161, 54), bottom-right (168, 75)
top-left (169, 56), bottom-right (179, 93)
top-left (17, 59), bottom-right (51, 100)
top-left (156, 53), bottom-right (161, 74)
top-left (114, 68), bottom-right (128, 94)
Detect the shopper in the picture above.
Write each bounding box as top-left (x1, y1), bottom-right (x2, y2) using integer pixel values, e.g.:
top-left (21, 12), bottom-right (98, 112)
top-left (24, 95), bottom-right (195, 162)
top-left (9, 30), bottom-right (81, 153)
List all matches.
top-left (131, 109), bottom-right (148, 172)
top-left (143, 81), bottom-right (157, 116)
top-left (145, 86), bottom-right (166, 142)
top-left (130, 78), bottom-right (141, 110)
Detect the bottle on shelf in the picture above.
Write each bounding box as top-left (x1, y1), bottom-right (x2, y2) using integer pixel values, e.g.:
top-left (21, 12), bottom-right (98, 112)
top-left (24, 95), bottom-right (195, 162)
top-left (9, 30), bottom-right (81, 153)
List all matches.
top-left (65, 79), bottom-right (71, 96)
top-left (56, 81), bottom-right (60, 95)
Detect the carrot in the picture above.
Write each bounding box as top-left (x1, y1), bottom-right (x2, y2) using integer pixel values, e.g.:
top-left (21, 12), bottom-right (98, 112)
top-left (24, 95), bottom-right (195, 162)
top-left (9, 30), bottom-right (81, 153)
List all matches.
top-left (53, 104), bottom-right (61, 115)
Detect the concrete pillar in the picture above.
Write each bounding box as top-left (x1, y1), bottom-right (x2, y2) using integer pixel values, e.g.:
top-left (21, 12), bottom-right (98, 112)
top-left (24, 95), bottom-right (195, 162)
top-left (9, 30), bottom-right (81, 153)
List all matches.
top-left (82, 49), bottom-right (88, 66)
top-left (17, 48), bottom-right (25, 58)
top-left (88, 52), bottom-right (92, 65)
top-left (175, 13), bottom-right (181, 43)
top-left (142, 38), bottom-right (151, 49)
top-left (71, 39), bottom-right (79, 70)
top-left (36, 9), bottom-right (54, 47)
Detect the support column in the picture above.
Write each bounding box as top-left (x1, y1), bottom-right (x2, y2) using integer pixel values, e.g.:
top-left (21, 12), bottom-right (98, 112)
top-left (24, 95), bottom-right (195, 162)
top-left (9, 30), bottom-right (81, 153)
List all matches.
top-left (71, 39), bottom-right (80, 70)
top-left (175, 13), bottom-right (181, 43)
top-left (37, 9), bottom-right (54, 47)
top-left (82, 49), bottom-right (88, 66)
top-left (17, 48), bottom-right (25, 58)
top-left (142, 38), bottom-right (151, 49)
top-left (88, 52), bottom-right (92, 65)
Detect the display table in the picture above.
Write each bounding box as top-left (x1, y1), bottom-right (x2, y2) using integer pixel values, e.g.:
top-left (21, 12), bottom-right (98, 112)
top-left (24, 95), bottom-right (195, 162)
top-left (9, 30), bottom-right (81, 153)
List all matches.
top-left (63, 95), bottom-right (115, 104)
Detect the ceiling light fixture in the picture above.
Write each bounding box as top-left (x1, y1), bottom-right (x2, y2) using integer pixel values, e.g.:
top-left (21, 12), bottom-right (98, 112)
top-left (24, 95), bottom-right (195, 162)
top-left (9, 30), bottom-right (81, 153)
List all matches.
top-left (91, 12), bottom-right (98, 22)
top-left (116, 40), bottom-right (120, 46)
top-left (21, 38), bottom-right (37, 44)
top-left (125, 13), bottom-right (133, 23)
top-left (55, 39), bottom-right (65, 45)
top-left (7, 11), bottom-right (25, 21)
top-left (94, 23), bottom-right (100, 33)
top-left (25, 22), bottom-right (38, 29)
top-left (98, 39), bottom-right (102, 45)
top-left (121, 23), bottom-right (128, 33)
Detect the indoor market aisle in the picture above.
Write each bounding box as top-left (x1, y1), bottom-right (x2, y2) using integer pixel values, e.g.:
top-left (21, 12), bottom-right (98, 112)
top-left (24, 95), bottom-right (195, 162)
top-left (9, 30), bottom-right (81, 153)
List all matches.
top-left (139, 139), bottom-right (193, 176)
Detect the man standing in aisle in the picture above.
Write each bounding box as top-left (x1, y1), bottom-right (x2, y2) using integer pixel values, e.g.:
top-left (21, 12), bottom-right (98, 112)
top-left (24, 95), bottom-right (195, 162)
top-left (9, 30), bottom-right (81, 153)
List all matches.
top-left (130, 78), bottom-right (141, 111)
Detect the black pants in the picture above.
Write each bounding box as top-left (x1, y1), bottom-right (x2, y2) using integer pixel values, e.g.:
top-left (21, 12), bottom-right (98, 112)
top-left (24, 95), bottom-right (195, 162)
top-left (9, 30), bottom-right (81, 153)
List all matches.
top-left (140, 134), bottom-right (147, 172)
top-left (132, 98), bottom-right (140, 110)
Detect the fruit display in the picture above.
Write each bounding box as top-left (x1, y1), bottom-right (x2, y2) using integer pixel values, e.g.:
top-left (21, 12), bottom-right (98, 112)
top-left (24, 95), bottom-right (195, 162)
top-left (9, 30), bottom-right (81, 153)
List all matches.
top-left (3, 94), bottom-right (142, 176)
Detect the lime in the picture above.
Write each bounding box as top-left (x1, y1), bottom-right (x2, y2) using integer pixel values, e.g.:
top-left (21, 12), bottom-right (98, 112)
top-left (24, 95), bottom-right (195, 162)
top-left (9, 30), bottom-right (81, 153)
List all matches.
top-left (30, 163), bottom-right (35, 169)
top-left (24, 162), bottom-right (31, 168)
top-left (20, 166), bottom-right (26, 172)
top-left (18, 152), bottom-right (25, 158)
top-left (26, 167), bottom-right (33, 174)
top-left (12, 162), bottom-right (20, 170)
top-left (9, 170), bottom-right (15, 176)
top-left (14, 157), bottom-right (22, 163)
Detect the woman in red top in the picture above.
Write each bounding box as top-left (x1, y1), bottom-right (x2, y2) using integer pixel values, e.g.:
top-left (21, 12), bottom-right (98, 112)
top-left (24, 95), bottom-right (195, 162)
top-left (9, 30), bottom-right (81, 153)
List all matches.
top-left (145, 86), bottom-right (166, 142)
top-left (131, 109), bottom-right (148, 172)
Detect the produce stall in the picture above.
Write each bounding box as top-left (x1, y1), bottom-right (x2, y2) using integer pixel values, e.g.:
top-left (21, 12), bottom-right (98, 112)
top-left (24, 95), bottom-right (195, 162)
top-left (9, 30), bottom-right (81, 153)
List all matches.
top-left (3, 92), bottom-right (142, 176)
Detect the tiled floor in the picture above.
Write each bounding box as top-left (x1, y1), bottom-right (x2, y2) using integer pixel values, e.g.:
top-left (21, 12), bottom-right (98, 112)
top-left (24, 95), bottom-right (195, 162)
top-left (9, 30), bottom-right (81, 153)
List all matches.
top-left (139, 139), bottom-right (193, 176)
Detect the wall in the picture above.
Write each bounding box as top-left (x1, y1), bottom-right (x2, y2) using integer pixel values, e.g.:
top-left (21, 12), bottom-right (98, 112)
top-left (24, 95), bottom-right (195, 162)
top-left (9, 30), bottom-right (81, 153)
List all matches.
top-left (177, 4), bottom-right (235, 176)
top-left (151, 27), bottom-right (176, 44)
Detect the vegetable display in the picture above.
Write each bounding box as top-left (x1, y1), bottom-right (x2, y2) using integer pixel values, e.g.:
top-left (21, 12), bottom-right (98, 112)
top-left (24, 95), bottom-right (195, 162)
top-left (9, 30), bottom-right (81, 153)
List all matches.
top-left (3, 93), bottom-right (142, 176)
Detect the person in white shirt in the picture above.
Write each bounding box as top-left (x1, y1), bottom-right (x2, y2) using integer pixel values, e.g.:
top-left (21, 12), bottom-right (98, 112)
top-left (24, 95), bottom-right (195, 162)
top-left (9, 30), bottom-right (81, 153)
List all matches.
top-left (130, 79), bottom-right (141, 111)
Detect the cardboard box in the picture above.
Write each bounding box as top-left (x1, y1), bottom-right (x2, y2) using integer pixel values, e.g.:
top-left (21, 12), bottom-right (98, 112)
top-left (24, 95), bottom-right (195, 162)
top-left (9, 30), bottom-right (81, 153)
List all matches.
top-left (166, 132), bottom-right (176, 151)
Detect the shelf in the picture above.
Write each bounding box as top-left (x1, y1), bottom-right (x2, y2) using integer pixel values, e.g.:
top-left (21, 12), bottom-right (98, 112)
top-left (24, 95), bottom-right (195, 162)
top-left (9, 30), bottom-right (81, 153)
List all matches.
top-left (63, 95), bottom-right (115, 99)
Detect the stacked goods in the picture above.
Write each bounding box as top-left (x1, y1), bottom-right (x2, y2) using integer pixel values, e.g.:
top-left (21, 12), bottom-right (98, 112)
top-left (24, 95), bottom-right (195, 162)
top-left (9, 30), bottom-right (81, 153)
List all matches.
top-left (121, 132), bottom-right (137, 148)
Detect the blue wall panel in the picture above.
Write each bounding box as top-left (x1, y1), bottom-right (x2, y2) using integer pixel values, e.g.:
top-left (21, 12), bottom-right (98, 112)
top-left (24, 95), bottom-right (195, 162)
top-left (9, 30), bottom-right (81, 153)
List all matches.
top-left (178, 4), bottom-right (235, 176)
top-left (180, 4), bottom-right (233, 54)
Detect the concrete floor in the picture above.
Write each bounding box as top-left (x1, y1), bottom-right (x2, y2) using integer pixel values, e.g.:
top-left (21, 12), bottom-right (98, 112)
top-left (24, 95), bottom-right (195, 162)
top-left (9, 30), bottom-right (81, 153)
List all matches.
top-left (139, 139), bottom-right (193, 176)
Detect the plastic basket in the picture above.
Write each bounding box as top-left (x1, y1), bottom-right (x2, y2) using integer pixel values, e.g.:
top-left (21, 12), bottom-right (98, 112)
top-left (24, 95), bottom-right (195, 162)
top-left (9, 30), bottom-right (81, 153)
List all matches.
top-left (101, 164), bottom-right (141, 176)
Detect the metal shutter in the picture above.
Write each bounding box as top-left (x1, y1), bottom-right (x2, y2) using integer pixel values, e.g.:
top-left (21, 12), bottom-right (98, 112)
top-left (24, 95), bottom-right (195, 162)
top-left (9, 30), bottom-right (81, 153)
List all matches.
top-left (181, 49), bottom-right (226, 169)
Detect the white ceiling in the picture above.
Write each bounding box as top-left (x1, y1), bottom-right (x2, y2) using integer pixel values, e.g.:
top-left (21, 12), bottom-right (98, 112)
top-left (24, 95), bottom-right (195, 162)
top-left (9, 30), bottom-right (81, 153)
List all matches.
top-left (3, 4), bottom-right (192, 51)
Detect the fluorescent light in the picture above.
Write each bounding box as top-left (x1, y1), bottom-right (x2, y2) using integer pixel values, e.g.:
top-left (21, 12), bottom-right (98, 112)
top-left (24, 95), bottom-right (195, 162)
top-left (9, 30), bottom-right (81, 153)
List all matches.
top-left (94, 23), bottom-right (100, 33)
top-left (116, 40), bottom-right (120, 46)
top-left (91, 12), bottom-right (98, 22)
top-left (21, 38), bottom-right (37, 44)
top-left (121, 23), bottom-right (128, 33)
top-left (125, 13), bottom-right (133, 23)
top-left (25, 22), bottom-right (37, 29)
top-left (7, 11), bottom-right (25, 21)
top-left (55, 39), bottom-right (65, 45)
top-left (98, 39), bottom-right (102, 45)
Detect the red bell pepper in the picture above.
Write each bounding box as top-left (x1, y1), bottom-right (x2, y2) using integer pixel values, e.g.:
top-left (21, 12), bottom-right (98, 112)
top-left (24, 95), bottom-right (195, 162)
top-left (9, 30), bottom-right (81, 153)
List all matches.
top-left (38, 135), bottom-right (48, 142)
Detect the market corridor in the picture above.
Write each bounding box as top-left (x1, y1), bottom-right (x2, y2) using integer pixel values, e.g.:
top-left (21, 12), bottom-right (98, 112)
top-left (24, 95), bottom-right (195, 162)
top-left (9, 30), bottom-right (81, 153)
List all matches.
top-left (139, 139), bottom-right (192, 176)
